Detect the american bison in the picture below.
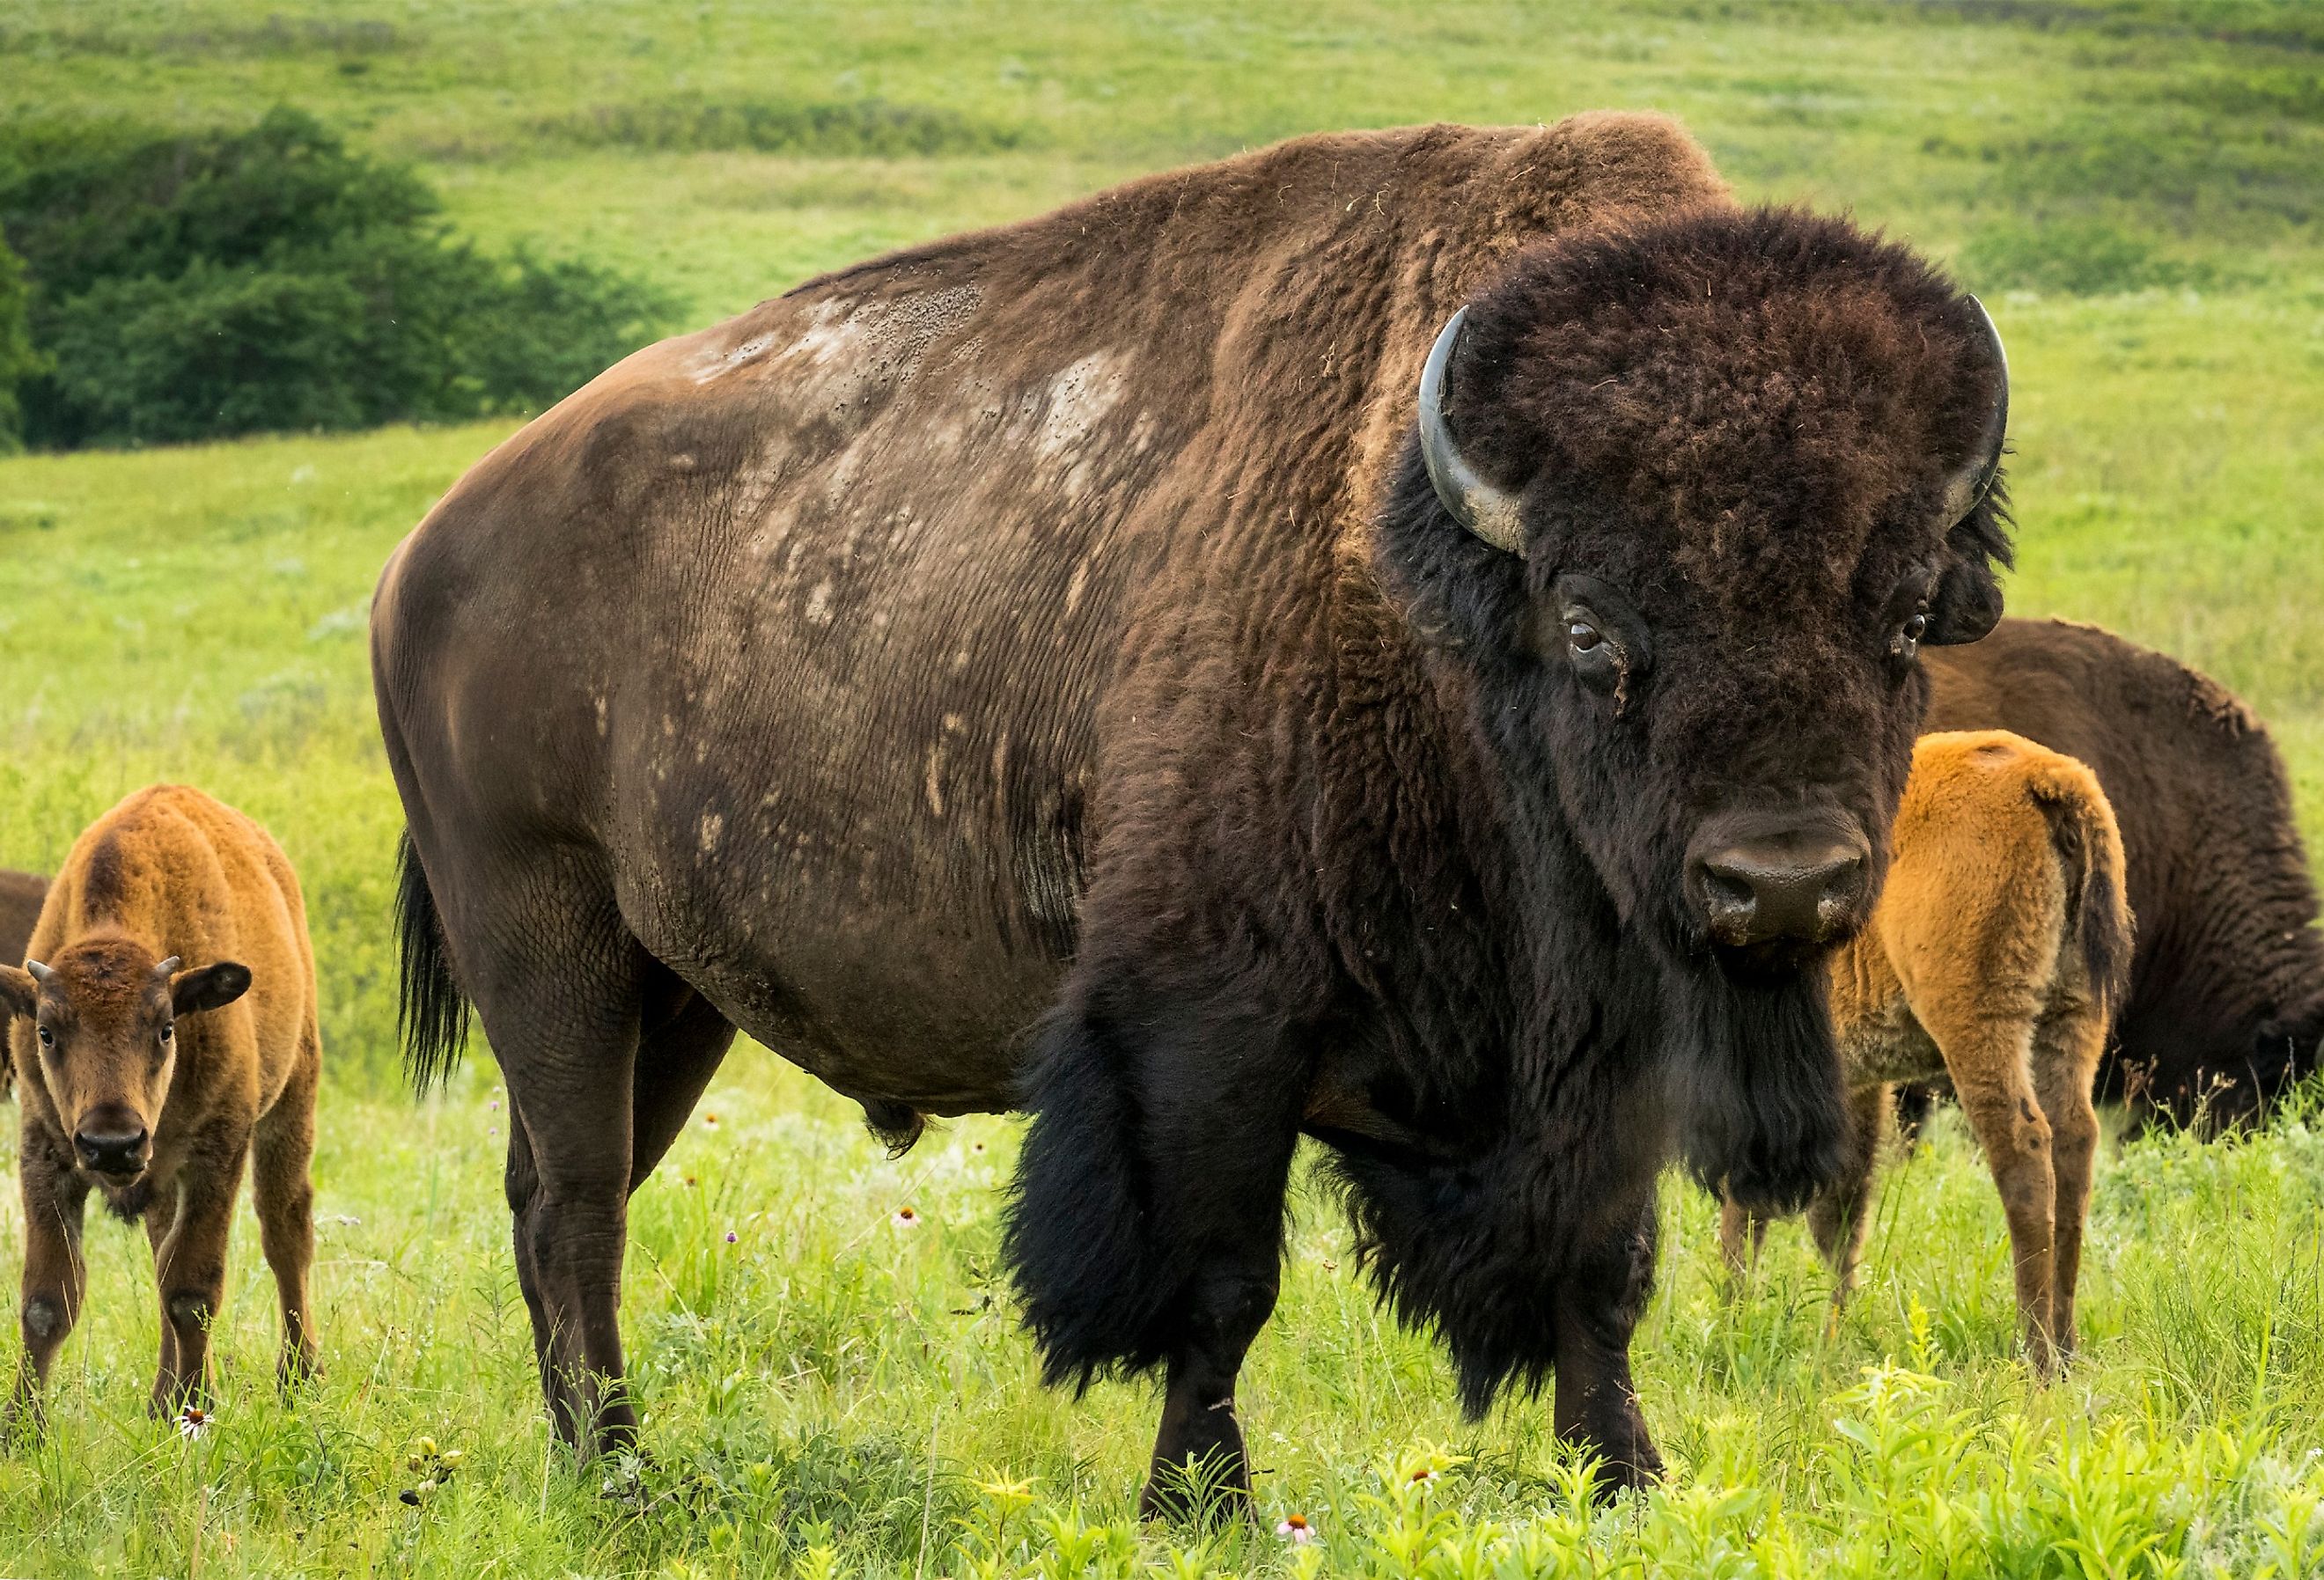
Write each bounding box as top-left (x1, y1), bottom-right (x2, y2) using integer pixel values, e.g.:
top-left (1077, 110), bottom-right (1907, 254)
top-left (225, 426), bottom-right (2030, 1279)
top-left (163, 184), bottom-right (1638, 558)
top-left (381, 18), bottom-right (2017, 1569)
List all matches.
top-left (0, 870), bottom-right (44, 1095)
top-left (375, 116), bottom-right (2011, 1506)
top-left (1722, 731), bottom-right (2130, 1371)
top-left (0, 786), bottom-right (320, 1426)
top-left (1927, 620), bottom-right (2323, 1125)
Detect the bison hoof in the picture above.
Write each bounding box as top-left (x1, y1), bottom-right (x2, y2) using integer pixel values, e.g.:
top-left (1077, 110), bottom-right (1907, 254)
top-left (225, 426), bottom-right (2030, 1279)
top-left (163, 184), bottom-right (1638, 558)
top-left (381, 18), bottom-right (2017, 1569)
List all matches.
top-left (1139, 1450), bottom-right (1253, 1526)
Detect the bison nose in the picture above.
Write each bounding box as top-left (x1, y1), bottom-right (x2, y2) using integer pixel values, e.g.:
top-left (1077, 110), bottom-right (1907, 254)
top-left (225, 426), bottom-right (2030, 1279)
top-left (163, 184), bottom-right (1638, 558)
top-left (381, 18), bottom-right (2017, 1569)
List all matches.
top-left (75, 1124), bottom-right (150, 1179)
top-left (1692, 832), bottom-right (1869, 947)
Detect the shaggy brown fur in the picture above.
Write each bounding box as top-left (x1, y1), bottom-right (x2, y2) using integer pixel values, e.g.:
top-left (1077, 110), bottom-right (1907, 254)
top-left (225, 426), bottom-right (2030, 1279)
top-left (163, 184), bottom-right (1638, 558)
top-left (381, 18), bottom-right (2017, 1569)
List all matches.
top-left (0, 870), bottom-right (44, 1094)
top-left (0, 787), bottom-right (320, 1427)
top-left (374, 116), bottom-right (2011, 1506)
top-left (1928, 620), bottom-right (2324, 1125)
top-left (1721, 731), bottom-right (2130, 1371)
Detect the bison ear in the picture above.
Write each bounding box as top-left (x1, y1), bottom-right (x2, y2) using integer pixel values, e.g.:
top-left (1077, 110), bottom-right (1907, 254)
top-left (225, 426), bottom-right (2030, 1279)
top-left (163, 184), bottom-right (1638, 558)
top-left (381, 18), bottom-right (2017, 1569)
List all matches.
top-left (0, 964), bottom-right (33, 1020)
top-left (1923, 553), bottom-right (2005, 646)
top-left (171, 961), bottom-right (253, 1015)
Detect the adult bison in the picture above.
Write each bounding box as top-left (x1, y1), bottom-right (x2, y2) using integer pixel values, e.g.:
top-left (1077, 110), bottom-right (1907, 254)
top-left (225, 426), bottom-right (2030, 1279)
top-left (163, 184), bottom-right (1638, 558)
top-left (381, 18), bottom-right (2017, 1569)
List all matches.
top-left (1, 871), bottom-right (47, 1095)
top-left (1927, 621), bottom-right (2324, 1124)
top-left (374, 116), bottom-right (2011, 1507)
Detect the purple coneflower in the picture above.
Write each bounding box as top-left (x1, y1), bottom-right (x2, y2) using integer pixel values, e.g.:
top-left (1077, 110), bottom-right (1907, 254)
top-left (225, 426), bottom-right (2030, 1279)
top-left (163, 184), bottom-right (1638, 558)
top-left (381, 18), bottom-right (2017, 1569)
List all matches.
top-left (1276, 1513), bottom-right (1315, 1544)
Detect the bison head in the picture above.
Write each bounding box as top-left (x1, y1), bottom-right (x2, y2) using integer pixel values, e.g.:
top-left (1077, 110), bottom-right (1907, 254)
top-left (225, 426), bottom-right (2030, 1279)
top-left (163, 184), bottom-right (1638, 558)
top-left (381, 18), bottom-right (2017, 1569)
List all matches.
top-left (1381, 207), bottom-right (2011, 1209)
top-left (0, 941), bottom-right (251, 1187)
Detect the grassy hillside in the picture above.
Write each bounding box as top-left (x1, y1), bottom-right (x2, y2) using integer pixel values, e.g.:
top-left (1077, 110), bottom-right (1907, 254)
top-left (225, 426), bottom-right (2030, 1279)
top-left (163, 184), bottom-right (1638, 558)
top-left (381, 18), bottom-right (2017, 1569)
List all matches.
top-left (0, 1), bottom-right (2320, 1574)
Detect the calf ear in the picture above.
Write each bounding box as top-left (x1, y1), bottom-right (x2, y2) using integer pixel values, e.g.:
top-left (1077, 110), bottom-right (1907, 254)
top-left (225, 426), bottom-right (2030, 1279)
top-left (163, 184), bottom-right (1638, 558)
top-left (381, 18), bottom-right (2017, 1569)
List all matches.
top-left (1924, 554), bottom-right (2004, 646)
top-left (171, 961), bottom-right (253, 1015)
top-left (0, 965), bottom-right (33, 1020)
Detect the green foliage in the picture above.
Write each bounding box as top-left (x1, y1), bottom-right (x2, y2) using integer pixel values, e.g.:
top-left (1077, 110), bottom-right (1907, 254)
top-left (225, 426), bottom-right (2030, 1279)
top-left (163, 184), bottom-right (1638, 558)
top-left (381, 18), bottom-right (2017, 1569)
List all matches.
top-left (0, 107), bottom-right (675, 449)
top-left (0, 224), bottom-right (41, 451)
top-left (530, 97), bottom-right (1036, 159)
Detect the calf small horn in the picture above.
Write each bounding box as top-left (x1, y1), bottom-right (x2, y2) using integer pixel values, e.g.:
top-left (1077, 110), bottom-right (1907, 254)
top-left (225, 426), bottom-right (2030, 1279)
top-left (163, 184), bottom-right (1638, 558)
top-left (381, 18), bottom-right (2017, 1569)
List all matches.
top-left (26, 959), bottom-right (52, 982)
top-left (154, 956), bottom-right (182, 977)
top-left (1418, 307), bottom-right (1526, 557)
top-left (1939, 295), bottom-right (2010, 526)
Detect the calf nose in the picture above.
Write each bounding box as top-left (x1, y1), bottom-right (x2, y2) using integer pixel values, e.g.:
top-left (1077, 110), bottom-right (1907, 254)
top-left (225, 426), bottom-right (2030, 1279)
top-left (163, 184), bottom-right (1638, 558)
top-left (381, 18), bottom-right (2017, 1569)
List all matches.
top-left (1693, 833), bottom-right (1869, 946)
top-left (75, 1124), bottom-right (150, 1178)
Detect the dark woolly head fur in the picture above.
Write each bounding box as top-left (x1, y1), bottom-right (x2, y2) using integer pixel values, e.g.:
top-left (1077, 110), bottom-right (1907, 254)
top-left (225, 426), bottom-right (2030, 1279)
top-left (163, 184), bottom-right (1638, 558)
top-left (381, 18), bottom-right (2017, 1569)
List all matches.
top-left (1374, 207), bottom-right (2011, 1210)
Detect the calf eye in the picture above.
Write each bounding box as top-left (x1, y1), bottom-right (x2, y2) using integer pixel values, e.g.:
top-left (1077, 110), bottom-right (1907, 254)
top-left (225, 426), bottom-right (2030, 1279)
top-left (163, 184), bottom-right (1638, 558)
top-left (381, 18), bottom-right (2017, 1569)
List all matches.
top-left (159, 1023), bottom-right (174, 1045)
top-left (36, 1025), bottom-right (53, 1048)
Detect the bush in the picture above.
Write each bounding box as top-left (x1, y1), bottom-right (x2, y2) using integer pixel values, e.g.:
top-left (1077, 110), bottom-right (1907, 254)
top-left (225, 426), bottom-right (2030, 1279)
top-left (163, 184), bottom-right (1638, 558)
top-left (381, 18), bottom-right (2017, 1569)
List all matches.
top-left (0, 107), bottom-right (675, 449)
top-left (0, 226), bottom-right (44, 451)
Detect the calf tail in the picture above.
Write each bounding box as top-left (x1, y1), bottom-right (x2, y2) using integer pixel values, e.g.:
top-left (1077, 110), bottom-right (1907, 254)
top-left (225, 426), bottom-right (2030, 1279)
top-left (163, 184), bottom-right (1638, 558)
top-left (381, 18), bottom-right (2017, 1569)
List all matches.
top-left (395, 830), bottom-right (471, 1093)
top-left (2028, 768), bottom-right (2134, 1019)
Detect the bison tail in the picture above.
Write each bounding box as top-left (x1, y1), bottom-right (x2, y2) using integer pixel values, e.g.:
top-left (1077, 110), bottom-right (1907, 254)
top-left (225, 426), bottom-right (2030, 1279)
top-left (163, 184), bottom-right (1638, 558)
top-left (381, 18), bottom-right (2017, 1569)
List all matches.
top-left (2028, 768), bottom-right (2134, 1020)
top-left (1001, 1006), bottom-right (1176, 1392)
top-left (395, 830), bottom-right (471, 1093)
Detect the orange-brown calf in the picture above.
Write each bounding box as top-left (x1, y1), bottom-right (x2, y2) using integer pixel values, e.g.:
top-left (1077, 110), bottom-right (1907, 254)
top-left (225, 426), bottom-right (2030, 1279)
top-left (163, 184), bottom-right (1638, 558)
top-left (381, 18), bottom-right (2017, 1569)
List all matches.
top-left (0, 787), bottom-right (320, 1427)
top-left (1721, 731), bottom-right (2132, 1372)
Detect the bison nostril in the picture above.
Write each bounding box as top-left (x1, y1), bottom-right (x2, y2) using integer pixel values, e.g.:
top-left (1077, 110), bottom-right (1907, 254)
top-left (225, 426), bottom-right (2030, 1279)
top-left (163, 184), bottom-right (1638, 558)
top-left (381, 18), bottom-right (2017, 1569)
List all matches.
top-left (1695, 839), bottom-right (1868, 944)
top-left (74, 1126), bottom-right (150, 1175)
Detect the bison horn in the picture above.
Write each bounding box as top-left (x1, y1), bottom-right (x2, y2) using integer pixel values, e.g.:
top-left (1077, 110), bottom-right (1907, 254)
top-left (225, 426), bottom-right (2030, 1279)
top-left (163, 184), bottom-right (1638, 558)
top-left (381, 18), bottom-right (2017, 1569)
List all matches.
top-left (154, 956), bottom-right (182, 977)
top-left (1939, 295), bottom-right (2010, 526)
top-left (1418, 307), bottom-right (1526, 557)
top-left (26, 959), bottom-right (52, 982)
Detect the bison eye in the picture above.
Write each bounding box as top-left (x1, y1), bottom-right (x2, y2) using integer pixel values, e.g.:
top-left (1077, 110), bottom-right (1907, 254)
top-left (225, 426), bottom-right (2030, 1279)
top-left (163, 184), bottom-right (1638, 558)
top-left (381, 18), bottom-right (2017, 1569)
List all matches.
top-left (1567, 621), bottom-right (1603, 652)
top-left (159, 1022), bottom-right (174, 1045)
top-left (1894, 612), bottom-right (1929, 663)
top-left (36, 1025), bottom-right (54, 1048)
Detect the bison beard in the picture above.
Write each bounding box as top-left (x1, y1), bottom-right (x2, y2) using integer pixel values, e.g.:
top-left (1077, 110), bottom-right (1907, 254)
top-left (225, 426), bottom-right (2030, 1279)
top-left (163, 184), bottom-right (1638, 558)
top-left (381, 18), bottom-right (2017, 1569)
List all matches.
top-left (1663, 955), bottom-right (1848, 1213)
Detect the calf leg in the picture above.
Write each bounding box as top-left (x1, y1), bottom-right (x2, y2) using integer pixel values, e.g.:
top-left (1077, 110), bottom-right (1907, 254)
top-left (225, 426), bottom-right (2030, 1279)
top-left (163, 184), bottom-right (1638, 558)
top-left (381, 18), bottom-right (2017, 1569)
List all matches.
top-left (1807, 1082), bottom-right (1894, 1317)
top-left (10, 1129), bottom-right (91, 1432)
top-left (1928, 1013), bottom-right (2057, 1372)
top-left (251, 1052), bottom-right (321, 1387)
top-left (144, 1182), bottom-right (183, 1392)
top-left (2031, 1004), bottom-right (2105, 1364)
top-left (151, 1135), bottom-right (252, 1416)
top-left (1552, 1202), bottom-right (1662, 1497)
top-left (1716, 1194), bottom-right (1769, 1286)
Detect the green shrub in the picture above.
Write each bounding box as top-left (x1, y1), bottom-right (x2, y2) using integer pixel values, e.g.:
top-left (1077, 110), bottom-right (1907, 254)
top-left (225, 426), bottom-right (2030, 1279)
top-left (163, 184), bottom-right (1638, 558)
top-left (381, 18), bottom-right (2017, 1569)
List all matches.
top-left (0, 107), bottom-right (676, 449)
top-left (0, 225), bottom-right (43, 451)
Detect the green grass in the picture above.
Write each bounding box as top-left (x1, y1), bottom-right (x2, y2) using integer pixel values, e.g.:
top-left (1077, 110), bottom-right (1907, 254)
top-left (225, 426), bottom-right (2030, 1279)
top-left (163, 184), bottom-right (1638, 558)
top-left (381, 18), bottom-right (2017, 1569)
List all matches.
top-left (1, 0), bottom-right (2321, 1573)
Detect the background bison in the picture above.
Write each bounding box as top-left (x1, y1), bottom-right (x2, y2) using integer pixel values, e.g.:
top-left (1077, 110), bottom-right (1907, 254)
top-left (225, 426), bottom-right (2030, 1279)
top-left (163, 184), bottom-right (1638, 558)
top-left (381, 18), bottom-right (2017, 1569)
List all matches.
top-left (1927, 620), bottom-right (2324, 1125)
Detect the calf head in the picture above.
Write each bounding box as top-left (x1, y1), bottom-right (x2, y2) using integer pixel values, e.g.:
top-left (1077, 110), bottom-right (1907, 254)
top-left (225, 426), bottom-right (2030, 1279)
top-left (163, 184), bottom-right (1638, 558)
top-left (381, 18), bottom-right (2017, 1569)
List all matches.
top-left (0, 939), bottom-right (251, 1185)
top-left (1384, 208), bottom-right (2010, 1209)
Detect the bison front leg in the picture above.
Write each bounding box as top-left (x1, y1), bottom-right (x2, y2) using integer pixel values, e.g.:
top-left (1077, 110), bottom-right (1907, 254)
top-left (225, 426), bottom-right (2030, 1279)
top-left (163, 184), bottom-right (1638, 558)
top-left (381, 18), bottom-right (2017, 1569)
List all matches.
top-left (1552, 1202), bottom-right (1663, 1498)
top-left (151, 1136), bottom-right (249, 1418)
top-left (1004, 996), bottom-right (1305, 1525)
top-left (10, 1128), bottom-right (91, 1436)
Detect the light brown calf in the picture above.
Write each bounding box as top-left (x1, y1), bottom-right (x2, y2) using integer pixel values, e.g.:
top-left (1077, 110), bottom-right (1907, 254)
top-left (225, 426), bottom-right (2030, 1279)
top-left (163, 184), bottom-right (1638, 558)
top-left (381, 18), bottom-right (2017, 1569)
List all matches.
top-left (1722, 731), bottom-right (2132, 1372)
top-left (0, 786), bottom-right (320, 1426)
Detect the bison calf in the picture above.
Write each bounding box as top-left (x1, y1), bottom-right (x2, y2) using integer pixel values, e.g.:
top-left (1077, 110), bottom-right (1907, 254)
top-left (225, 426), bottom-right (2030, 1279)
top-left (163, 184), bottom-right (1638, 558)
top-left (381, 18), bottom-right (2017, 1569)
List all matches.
top-left (1722, 731), bottom-right (2131, 1372)
top-left (0, 786), bottom-right (320, 1426)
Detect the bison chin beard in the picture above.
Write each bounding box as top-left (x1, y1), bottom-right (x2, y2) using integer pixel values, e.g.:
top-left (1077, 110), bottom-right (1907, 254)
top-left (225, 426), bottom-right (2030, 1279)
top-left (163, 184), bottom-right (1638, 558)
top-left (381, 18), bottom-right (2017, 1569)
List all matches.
top-left (1662, 953), bottom-right (1848, 1214)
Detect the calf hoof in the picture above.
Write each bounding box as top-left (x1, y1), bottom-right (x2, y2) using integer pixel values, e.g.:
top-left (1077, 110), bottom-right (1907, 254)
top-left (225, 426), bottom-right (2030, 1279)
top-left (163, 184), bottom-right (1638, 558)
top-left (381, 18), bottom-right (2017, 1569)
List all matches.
top-left (278, 1344), bottom-right (323, 1393)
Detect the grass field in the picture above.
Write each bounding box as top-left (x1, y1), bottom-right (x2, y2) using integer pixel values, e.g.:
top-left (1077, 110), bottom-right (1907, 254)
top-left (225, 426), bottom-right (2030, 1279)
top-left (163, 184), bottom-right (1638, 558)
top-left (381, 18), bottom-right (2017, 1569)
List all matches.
top-left (2, 1), bottom-right (2321, 1574)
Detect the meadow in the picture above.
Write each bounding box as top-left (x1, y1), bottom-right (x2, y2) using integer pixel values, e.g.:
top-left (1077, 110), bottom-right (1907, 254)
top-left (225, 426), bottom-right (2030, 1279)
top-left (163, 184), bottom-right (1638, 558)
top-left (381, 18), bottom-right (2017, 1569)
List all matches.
top-left (1, 1), bottom-right (2321, 1573)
